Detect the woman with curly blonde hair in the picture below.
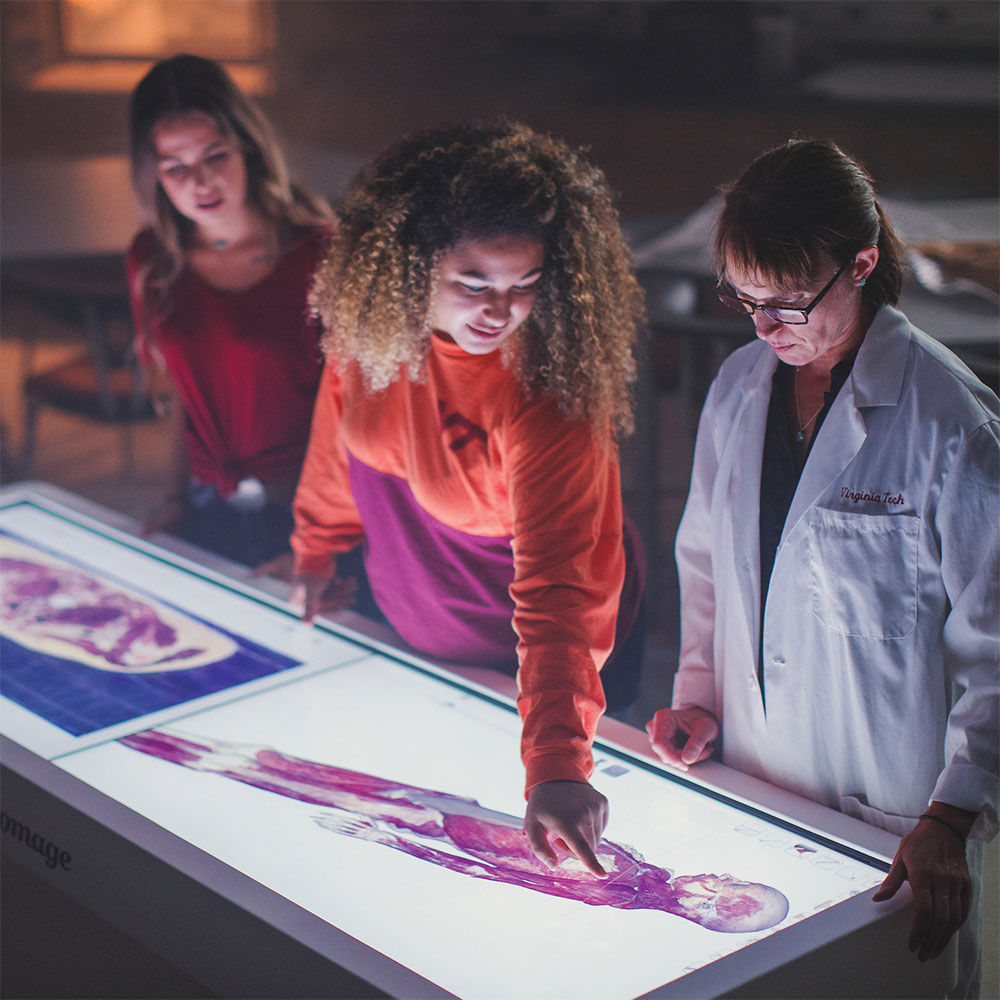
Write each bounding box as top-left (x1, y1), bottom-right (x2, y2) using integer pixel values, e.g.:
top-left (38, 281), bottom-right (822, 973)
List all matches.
top-left (288, 120), bottom-right (646, 875)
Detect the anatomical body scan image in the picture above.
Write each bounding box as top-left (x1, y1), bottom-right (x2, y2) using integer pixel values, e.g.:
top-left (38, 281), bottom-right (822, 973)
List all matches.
top-left (0, 531), bottom-right (302, 735)
top-left (1, 497), bottom-right (893, 1000)
top-left (121, 727), bottom-right (790, 933)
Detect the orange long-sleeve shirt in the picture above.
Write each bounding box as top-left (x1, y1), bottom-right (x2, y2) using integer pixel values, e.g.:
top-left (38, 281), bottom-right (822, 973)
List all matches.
top-left (292, 334), bottom-right (637, 790)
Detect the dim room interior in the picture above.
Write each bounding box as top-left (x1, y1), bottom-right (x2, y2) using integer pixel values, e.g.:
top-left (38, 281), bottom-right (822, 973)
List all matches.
top-left (0, 2), bottom-right (997, 998)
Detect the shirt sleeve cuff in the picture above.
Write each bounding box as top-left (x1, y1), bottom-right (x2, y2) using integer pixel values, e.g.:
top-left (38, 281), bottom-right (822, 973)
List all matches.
top-left (670, 667), bottom-right (716, 714)
top-left (931, 765), bottom-right (1000, 842)
top-left (523, 752), bottom-right (595, 797)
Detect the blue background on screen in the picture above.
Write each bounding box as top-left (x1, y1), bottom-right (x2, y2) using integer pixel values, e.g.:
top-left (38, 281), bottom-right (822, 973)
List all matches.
top-left (0, 527), bottom-right (302, 735)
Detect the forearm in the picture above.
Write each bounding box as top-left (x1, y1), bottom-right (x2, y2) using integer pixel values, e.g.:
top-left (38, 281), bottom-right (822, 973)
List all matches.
top-left (673, 516), bottom-right (719, 711)
top-left (933, 420), bottom-right (1000, 839)
top-left (511, 589), bottom-right (615, 790)
top-left (672, 376), bottom-right (724, 711)
top-left (517, 645), bottom-right (605, 792)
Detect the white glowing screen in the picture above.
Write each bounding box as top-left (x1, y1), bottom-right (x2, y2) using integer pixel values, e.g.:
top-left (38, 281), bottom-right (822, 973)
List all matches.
top-left (0, 498), bottom-right (887, 1000)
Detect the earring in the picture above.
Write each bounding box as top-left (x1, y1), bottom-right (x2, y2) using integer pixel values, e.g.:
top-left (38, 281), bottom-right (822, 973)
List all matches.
top-left (858, 278), bottom-right (867, 287)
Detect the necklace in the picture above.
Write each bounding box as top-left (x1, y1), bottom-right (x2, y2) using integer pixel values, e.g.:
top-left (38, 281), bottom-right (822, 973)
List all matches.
top-left (793, 372), bottom-right (826, 443)
top-left (206, 230), bottom-right (277, 258)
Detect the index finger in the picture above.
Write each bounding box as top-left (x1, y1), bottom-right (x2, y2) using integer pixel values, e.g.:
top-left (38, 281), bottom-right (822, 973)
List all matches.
top-left (287, 582), bottom-right (313, 622)
top-left (558, 823), bottom-right (608, 878)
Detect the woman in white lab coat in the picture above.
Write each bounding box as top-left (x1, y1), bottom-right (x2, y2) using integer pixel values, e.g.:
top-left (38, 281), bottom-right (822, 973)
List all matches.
top-left (646, 139), bottom-right (998, 997)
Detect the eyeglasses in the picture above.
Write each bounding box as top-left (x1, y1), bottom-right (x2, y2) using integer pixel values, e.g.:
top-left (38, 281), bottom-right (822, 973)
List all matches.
top-left (716, 263), bottom-right (847, 325)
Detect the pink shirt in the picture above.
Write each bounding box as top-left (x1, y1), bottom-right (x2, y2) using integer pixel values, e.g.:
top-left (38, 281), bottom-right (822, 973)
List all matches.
top-left (127, 227), bottom-right (330, 494)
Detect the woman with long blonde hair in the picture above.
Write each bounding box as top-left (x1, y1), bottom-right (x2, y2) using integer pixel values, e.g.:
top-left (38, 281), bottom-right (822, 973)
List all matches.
top-left (127, 54), bottom-right (333, 565)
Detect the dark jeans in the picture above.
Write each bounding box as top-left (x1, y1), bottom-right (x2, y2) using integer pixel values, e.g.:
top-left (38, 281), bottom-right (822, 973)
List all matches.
top-left (172, 492), bottom-right (295, 568)
top-left (335, 545), bottom-right (385, 624)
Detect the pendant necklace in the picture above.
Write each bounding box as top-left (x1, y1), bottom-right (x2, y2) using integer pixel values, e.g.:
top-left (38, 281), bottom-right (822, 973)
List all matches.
top-left (212, 232), bottom-right (276, 259)
top-left (794, 372), bottom-right (825, 443)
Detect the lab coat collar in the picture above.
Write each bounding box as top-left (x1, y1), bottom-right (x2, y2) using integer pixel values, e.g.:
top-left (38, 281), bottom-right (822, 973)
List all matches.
top-left (729, 347), bottom-right (777, 671)
top-left (849, 305), bottom-right (911, 410)
top-left (737, 305), bottom-right (911, 407)
top-left (739, 341), bottom-right (780, 402)
top-left (779, 305), bottom-right (909, 547)
top-left (727, 306), bottom-right (913, 647)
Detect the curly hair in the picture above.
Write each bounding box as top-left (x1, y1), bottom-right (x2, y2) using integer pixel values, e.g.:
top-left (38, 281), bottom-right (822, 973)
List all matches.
top-left (128, 54), bottom-right (333, 324)
top-left (310, 120), bottom-right (645, 435)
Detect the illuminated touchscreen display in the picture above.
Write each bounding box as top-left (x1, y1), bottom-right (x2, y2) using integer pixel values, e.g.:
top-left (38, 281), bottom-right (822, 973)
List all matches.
top-left (0, 498), bottom-right (888, 1000)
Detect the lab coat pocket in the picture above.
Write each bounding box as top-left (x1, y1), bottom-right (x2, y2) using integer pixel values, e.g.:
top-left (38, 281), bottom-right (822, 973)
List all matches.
top-left (840, 794), bottom-right (919, 837)
top-left (805, 508), bottom-right (919, 639)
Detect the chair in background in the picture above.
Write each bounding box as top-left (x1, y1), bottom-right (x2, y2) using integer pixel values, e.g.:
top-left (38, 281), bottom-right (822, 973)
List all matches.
top-left (4, 255), bottom-right (159, 479)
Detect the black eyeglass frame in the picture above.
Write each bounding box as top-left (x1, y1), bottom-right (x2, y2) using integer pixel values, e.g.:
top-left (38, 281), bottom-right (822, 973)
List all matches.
top-left (716, 262), bottom-right (849, 325)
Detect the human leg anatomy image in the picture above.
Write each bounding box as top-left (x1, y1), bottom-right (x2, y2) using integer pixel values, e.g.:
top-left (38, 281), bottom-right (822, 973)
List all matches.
top-left (120, 728), bottom-right (788, 933)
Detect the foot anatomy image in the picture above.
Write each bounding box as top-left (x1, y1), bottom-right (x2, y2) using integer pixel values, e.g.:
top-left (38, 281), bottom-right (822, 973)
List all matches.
top-left (120, 728), bottom-right (788, 933)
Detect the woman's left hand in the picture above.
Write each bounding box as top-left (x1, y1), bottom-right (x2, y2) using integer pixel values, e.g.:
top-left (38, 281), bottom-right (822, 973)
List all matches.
top-left (646, 706), bottom-right (719, 770)
top-left (252, 551), bottom-right (296, 582)
top-left (872, 805), bottom-right (975, 962)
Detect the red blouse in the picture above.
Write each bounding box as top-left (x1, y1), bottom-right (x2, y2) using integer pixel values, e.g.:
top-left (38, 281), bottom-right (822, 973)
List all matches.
top-left (127, 227), bottom-right (330, 495)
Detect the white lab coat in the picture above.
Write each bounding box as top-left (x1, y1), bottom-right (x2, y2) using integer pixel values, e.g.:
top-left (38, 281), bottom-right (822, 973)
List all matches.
top-left (673, 305), bottom-right (999, 843)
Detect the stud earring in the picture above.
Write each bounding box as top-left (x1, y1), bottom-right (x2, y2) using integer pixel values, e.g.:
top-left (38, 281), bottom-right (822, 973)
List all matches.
top-left (858, 278), bottom-right (867, 287)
